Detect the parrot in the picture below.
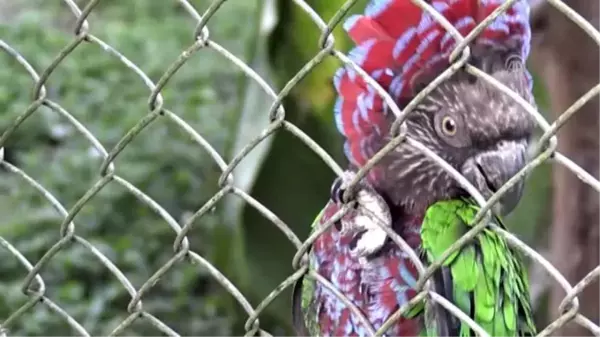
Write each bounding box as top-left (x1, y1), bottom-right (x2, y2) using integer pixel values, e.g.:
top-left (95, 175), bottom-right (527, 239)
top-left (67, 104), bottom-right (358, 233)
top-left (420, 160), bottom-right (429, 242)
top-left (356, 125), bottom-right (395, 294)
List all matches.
top-left (291, 0), bottom-right (538, 336)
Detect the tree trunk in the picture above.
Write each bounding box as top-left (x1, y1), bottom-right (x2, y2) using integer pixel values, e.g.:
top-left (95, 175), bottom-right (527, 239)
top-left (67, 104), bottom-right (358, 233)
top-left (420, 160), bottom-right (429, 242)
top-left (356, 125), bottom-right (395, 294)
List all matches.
top-left (529, 1), bottom-right (600, 335)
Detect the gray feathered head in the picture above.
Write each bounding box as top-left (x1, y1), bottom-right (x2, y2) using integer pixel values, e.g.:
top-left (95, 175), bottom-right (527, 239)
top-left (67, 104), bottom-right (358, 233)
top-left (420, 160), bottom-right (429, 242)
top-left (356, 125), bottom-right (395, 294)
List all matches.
top-left (378, 56), bottom-right (535, 214)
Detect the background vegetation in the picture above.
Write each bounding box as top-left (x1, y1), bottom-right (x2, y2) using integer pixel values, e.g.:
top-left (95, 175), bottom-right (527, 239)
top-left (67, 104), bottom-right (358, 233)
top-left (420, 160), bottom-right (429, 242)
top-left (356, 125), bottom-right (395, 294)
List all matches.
top-left (0, 0), bottom-right (594, 336)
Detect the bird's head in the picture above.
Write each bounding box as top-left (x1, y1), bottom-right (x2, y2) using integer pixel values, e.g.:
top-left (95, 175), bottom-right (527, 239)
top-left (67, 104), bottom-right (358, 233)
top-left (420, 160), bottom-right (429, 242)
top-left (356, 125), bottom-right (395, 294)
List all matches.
top-left (380, 59), bottom-right (536, 215)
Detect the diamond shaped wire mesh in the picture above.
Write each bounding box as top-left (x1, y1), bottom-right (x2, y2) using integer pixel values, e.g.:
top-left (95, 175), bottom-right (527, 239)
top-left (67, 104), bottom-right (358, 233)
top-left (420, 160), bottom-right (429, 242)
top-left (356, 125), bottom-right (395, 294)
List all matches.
top-left (0, 0), bottom-right (598, 336)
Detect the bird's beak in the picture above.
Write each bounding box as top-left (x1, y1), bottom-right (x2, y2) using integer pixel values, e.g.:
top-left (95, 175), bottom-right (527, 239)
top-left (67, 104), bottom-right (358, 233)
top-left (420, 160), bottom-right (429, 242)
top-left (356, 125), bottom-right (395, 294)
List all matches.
top-left (461, 140), bottom-right (528, 216)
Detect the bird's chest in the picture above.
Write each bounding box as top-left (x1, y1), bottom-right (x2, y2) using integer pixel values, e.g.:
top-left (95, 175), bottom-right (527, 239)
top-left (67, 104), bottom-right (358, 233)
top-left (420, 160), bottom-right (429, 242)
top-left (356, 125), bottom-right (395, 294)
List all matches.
top-left (310, 213), bottom-right (424, 336)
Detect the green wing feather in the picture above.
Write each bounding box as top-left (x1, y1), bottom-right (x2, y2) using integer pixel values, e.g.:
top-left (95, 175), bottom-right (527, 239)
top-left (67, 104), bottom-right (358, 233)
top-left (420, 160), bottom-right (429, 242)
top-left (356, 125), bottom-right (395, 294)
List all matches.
top-left (291, 208), bottom-right (324, 336)
top-left (420, 198), bottom-right (536, 337)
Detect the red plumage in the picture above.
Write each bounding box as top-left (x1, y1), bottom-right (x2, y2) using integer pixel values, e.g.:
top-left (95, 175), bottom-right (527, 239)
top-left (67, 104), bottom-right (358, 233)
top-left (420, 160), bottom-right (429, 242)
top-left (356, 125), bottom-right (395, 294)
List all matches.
top-left (334, 0), bottom-right (531, 175)
top-left (307, 200), bottom-right (423, 336)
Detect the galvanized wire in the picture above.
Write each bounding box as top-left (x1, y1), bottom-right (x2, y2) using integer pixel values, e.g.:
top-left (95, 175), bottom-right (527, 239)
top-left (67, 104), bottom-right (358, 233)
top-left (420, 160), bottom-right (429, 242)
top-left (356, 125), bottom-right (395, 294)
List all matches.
top-left (0, 0), bottom-right (598, 336)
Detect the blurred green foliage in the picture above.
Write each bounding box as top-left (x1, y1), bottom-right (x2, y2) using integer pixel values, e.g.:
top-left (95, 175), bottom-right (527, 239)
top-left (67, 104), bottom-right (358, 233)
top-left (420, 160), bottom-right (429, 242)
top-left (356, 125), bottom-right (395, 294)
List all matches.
top-left (0, 0), bottom-right (551, 336)
top-left (0, 0), bottom-right (265, 335)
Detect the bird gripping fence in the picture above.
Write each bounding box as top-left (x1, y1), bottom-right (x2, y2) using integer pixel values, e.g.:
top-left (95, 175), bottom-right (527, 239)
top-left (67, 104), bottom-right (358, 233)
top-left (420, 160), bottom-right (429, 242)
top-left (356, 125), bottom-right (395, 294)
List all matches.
top-left (0, 0), bottom-right (599, 336)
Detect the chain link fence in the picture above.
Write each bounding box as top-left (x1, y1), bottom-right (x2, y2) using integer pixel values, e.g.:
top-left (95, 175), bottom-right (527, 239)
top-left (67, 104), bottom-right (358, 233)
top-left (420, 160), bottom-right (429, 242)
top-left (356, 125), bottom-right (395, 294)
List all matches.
top-left (0, 0), bottom-right (598, 336)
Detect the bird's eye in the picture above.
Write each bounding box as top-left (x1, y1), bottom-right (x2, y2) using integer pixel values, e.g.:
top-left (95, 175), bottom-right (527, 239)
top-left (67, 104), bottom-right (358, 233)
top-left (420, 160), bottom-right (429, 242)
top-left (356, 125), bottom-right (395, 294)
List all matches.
top-left (441, 116), bottom-right (457, 136)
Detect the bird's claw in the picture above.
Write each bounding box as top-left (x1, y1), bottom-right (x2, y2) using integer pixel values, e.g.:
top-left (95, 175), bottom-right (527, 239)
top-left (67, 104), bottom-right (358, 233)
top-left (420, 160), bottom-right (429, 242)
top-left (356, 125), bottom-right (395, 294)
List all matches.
top-left (331, 170), bottom-right (392, 262)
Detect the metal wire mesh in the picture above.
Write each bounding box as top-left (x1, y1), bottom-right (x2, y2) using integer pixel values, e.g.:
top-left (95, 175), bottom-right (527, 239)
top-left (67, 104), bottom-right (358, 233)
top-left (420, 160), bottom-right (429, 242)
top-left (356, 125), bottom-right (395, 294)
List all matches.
top-left (0, 0), bottom-right (598, 336)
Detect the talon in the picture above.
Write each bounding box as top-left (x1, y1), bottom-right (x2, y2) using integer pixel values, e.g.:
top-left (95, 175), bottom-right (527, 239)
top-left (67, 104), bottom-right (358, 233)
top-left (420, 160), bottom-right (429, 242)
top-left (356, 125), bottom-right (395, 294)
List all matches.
top-left (331, 171), bottom-right (359, 204)
top-left (330, 176), bottom-right (345, 204)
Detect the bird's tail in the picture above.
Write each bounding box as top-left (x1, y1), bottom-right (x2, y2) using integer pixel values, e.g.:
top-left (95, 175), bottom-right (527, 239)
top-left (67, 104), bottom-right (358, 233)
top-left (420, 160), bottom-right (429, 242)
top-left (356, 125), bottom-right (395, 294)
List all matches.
top-left (334, 0), bottom-right (532, 170)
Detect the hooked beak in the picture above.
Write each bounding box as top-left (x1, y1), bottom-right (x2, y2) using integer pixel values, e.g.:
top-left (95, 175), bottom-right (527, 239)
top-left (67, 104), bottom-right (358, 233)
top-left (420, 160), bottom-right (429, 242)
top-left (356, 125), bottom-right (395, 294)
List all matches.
top-left (461, 140), bottom-right (528, 216)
